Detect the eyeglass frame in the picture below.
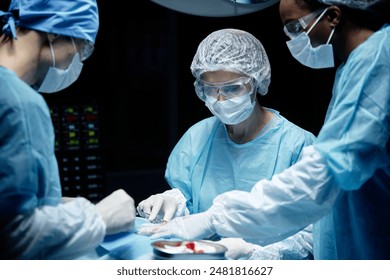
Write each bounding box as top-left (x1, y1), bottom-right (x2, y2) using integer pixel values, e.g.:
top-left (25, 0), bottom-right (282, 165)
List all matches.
top-left (62, 36), bottom-right (95, 61)
top-left (78, 39), bottom-right (95, 61)
top-left (283, 8), bottom-right (325, 39)
top-left (194, 76), bottom-right (255, 101)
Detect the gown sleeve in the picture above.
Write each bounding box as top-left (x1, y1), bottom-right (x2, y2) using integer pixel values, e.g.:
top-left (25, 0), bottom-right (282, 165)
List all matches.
top-left (209, 146), bottom-right (340, 246)
top-left (2, 198), bottom-right (106, 259)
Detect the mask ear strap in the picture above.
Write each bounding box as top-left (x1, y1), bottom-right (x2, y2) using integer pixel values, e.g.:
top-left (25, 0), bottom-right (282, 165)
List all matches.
top-left (326, 28), bottom-right (335, 44)
top-left (47, 34), bottom-right (59, 68)
top-left (71, 37), bottom-right (77, 53)
top-left (307, 7), bottom-right (329, 35)
top-left (48, 40), bottom-right (56, 68)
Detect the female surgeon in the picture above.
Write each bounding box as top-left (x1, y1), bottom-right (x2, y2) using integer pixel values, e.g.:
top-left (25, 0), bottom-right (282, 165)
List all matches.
top-left (0, 0), bottom-right (136, 259)
top-left (138, 0), bottom-right (390, 260)
top-left (138, 28), bottom-right (316, 260)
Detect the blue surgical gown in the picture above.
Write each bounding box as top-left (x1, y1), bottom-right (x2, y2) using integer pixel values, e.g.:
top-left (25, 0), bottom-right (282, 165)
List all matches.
top-left (0, 67), bottom-right (105, 259)
top-left (313, 24), bottom-right (390, 259)
top-left (206, 24), bottom-right (390, 260)
top-left (165, 108), bottom-right (316, 259)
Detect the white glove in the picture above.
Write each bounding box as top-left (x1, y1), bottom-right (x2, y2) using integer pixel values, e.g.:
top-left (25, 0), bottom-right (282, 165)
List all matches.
top-left (95, 189), bottom-right (136, 235)
top-left (137, 194), bottom-right (178, 223)
top-left (137, 211), bottom-right (215, 240)
top-left (216, 238), bottom-right (254, 260)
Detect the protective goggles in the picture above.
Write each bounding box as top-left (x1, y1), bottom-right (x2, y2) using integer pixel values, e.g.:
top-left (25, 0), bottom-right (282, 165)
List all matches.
top-left (79, 40), bottom-right (95, 61)
top-left (194, 77), bottom-right (254, 101)
top-left (283, 8), bottom-right (325, 39)
top-left (70, 37), bottom-right (95, 61)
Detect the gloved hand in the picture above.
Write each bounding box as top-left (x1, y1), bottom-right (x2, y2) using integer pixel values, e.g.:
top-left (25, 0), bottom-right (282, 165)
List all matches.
top-left (137, 194), bottom-right (178, 223)
top-left (216, 238), bottom-right (254, 260)
top-left (95, 189), bottom-right (136, 235)
top-left (137, 211), bottom-right (215, 240)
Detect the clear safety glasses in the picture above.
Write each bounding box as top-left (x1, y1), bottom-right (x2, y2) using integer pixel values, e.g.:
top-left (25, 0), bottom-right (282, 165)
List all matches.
top-left (79, 40), bottom-right (95, 61)
top-left (283, 8), bottom-right (325, 39)
top-left (194, 77), bottom-right (254, 101)
top-left (72, 37), bottom-right (95, 61)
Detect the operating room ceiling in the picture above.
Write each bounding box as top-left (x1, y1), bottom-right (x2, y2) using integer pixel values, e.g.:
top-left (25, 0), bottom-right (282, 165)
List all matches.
top-left (150, 0), bottom-right (280, 17)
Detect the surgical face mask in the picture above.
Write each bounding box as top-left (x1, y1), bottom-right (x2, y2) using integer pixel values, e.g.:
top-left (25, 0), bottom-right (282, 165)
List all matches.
top-left (205, 90), bottom-right (256, 125)
top-left (285, 8), bottom-right (335, 69)
top-left (38, 38), bottom-right (83, 93)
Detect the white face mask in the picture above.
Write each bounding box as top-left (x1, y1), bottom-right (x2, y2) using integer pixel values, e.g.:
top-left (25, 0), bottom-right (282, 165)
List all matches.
top-left (286, 8), bottom-right (335, 69)
top-left (38, 38), bottom-right (83, 93)
top-left (205, 92), bottom-right (255, 125)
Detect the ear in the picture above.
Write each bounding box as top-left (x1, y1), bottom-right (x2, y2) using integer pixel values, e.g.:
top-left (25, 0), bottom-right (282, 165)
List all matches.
top-left (326, 6), bottom-right (341, 28)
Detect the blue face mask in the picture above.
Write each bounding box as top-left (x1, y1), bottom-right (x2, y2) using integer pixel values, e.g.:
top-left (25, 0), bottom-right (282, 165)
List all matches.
top-left (286, 8), bottom-right (335, 69)
top-left (38, 38), bottom-right (83, 93)
top-left (205, 91), bottom-right (255, 125)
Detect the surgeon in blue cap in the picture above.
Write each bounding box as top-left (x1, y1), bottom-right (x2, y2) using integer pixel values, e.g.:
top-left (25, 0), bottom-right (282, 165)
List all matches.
top-left (0, 0), bottom-right (136, 259)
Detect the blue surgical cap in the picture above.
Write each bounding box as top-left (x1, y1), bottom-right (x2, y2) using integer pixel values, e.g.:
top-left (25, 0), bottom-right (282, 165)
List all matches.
top-left (317, 0), bottom-right (381, 10)
top-left (6, 0), bottom-right (99, 44)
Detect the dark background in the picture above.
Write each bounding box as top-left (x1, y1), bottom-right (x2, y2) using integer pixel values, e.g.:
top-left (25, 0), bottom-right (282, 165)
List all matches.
top-left (1, 1), bottom-right (335, 205)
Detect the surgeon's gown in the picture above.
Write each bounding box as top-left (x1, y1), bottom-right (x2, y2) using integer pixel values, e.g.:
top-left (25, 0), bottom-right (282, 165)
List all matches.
top-left (0, 67), bottom-right (105, 259)
top-left (164, 108), bottom-right (316, 259)
top-left (205, 24), bottom-right (390, 259)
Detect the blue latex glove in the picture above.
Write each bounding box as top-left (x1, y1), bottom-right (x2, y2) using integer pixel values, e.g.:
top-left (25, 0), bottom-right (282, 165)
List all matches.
top-left (137, 211), bottom-right (215, 240)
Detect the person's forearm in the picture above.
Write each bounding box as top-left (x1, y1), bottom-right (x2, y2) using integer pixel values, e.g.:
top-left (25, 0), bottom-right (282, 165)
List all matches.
top-left (2, 197), bottom-right (105, 259)
top-left (209, 146), bottom-right (340, 245)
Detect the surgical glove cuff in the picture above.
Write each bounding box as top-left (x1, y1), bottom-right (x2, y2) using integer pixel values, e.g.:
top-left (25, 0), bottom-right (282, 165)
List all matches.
top-left (217, 238), bottom-right (254, 260)
top-left (191, 209), bottom-right (216, 239)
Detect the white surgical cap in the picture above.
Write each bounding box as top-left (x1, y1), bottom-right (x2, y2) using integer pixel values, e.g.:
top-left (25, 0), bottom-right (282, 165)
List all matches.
top-left (4, 0), bottom-right (99, 44)
top-left (317, 0), bottom-right (381, 10)
top-left (191, 28), bottom-right (271, 96)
